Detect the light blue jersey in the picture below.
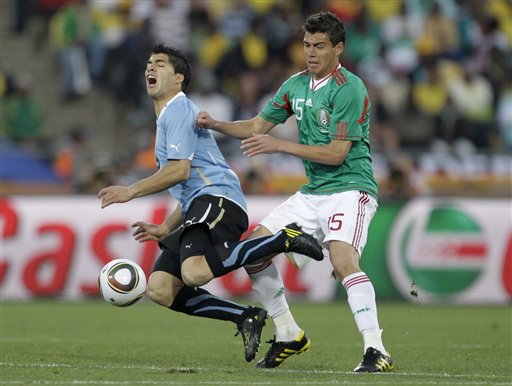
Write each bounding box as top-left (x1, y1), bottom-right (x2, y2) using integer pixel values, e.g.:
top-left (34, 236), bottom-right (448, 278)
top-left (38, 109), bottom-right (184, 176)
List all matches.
top-left (155, 92), bottom-right (247, 214)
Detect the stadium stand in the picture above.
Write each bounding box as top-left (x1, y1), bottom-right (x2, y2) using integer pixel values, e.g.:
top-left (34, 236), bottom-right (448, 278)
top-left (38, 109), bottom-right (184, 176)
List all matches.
top-left (1, 0), bottom-right (510, 197)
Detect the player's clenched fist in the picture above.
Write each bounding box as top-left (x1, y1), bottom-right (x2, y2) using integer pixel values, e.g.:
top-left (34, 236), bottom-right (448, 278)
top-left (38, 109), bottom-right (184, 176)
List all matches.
top-left (196, 111), bottom-right (215, 129)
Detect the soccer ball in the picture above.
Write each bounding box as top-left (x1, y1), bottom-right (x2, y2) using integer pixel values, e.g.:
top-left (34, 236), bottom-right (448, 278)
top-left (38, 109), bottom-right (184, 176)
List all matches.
top-left (98, 259), bottom-right (147, 307)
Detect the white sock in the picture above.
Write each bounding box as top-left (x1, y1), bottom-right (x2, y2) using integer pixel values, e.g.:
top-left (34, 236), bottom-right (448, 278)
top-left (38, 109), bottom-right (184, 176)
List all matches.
top-left (362, 329), bottom-right (388, 355)
top-left (272, 309), bottom-right (301, 342)
top-left (342, 272), bottom-right (387, 354)
top-left (246, 261), bottom-right (301, 342)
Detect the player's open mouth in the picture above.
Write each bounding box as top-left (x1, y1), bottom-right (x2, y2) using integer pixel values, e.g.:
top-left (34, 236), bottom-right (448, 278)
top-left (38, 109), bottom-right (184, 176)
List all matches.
top-left (147, 75), bottom-right (157, 87)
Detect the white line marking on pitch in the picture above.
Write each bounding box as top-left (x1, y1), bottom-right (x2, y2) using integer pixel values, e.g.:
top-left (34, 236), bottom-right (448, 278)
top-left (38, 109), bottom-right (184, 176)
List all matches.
top-left (1, 362), bottom-right (510, 384)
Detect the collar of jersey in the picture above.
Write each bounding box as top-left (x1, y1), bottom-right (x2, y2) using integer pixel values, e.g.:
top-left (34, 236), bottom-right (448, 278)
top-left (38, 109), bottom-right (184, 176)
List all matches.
top-left (310, 64), bottom-right (342, 92)
top-left (158, 91), bottom-right (186, 120)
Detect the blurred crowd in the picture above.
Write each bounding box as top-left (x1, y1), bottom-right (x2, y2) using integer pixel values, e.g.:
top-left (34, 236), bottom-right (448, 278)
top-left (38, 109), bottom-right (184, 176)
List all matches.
top-left (1, 0), bottom-right (511, 198)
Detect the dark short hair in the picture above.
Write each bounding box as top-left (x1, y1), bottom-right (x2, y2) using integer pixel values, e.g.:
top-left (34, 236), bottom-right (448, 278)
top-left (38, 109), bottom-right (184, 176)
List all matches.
top-left (303, 11), bottom-right (345, 45)
top-left (151, 43), bottom-right (191, 91)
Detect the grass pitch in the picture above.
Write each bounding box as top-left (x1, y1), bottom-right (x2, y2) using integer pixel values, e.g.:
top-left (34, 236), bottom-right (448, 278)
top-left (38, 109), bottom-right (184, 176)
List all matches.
top-left (1, 300), bottom-right (511, 385)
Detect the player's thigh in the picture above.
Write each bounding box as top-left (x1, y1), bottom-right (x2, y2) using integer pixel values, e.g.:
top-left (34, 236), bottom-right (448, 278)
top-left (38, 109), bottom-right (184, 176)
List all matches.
top-left (154, 229), bottom-right (182, 276)
top-left (206, 195), bottom-right (248, 244)
top-left (259, 192), bottom-right (322, 240)
top-left (151, 229), bottom-right (184, 301)
top-left (178, 195), bottom-right (248, 263)
top-left (319, 191), bottom-right (377, 257)
top-left (182, 194), bottom-right (248, 248)
top-left (179, 195), bottom-right (248, 285)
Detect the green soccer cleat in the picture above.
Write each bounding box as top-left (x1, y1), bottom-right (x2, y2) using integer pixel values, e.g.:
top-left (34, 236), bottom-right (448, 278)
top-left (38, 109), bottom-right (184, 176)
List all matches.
top-left (256, 330), bottom-right (311, 368)
top-left (353, 347), bottom-right (394, 372)
top-left (235, 307), bottom-right (267, 362)
top-left (283, 223), bottom-right (323, 261)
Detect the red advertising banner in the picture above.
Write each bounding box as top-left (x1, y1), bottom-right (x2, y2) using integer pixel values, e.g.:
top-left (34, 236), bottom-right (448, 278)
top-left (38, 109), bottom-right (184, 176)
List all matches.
top-left (1, 196), bottom-right (510, 303)
top-left (0, 196), bottom-right (335, 301)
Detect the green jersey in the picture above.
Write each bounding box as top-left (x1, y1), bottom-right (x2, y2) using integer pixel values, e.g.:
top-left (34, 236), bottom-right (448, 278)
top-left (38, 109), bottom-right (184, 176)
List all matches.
top-left (260, 64), bottom-right (378, 198)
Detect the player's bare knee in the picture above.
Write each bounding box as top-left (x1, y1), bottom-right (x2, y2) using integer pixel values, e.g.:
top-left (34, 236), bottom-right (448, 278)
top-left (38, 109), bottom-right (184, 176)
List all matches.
top-left (146, 286), bottom-right (163, 305)
top-left (146, 274), bottom-right (178, 307)
top-left (329, 241), bottom-right (361, 279)
top-left (146, 282), bottom-right (170, 306)
top-left (181, 256), bottom-right (212, 287)
top-left (181, 267), bottom-right (209, 287)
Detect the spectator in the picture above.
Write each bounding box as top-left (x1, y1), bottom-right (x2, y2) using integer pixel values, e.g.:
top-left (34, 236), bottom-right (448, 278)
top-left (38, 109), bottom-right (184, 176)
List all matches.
top-left (381, 1), bottom-right (422, 74)
top-left (49, 0), bottom-right (94, 100)
top-left (106, 18), bottom-right (154, 110)
top-left (262, 2), bottom-right (300, 56)
top-left (239, 16), bottom-right (268, 70)
top-left (217, 2), bottom-right (254, 42)
top-left (411, 58), bottom-right (449, 143)
top-left (343, 6), bottom-right (381, 68)
top-left (1, 73), bottom-right (45, 144)
top-left (0, 67), bottom-right (17, 99)
top-left (471, 13), bottom-right (509, 75)
top-left (417, 1), bottom-right (460, 59)
top-left (131, 0), bottom-right (190, 52)
top-left (4, 0), bottom-right (510, 198)
top-left (33, 0), bottom-right (71, 49)
top-left (190, 70), bottom-right (235, 155)
top-left (496, 75), bottom-right (512, 151)
top-left (448, 62), bottom-right (495, 149)
top-left (53, 126), bottom-right (92, 193)
top-left (10, 0), bottom-right (31, 34)
top-left (189, 7), bottom-right (230, 72)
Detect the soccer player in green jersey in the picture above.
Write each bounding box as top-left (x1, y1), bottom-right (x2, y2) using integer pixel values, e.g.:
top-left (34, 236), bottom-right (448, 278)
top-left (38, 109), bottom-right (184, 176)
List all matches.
top-left (196, 11), bottom-right (393, 372)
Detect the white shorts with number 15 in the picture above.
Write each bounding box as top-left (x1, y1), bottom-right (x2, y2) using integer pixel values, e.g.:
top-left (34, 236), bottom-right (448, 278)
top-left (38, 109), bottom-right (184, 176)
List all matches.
top-left (259, 190), bottom-right (378, 268)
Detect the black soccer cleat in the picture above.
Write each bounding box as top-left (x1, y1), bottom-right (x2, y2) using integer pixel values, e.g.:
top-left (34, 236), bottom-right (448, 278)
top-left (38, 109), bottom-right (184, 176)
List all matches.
top-left (256, 330), bottom-right (311, 368)
top-left (283, 223), bottom-right (323, 261)
top-left (353, 347), bottom-right (394, 372)
top-left (235, 307), bottom-right (267, 362)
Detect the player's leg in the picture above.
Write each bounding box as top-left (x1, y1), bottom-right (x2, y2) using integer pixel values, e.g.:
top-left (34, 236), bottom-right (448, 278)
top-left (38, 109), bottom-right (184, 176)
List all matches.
top-left (181, 199), bottom-right (323, 287)
top-left (246, 260), bottom-right (301, 342)
top-left (323, 191), bottom-right (393, 372)
top-left (244, 225), bottom-right (302, 341)
top-left (150, 231), bottom-right (259, 323)
top-left (146, 229), bottom-right (187, 307)
top-left (206, 198), bottom-right (309, 366)
top-left (248, 194), bottom-right (319, 368)
top-left (246, 260), bottom-right (311, 369)
top-left (149, 270), bottom-right (256, 325)
top-left (149, 225), bottom-right (266, 362)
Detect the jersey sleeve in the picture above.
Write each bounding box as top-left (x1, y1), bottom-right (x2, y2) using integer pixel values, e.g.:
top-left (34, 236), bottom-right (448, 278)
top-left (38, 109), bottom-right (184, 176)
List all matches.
top-left (161, 103), bottom-right (197, 160)
top-left (329, 80), bottom-right (369, 142)
top-left (259, 79), bottom-right (294, 124)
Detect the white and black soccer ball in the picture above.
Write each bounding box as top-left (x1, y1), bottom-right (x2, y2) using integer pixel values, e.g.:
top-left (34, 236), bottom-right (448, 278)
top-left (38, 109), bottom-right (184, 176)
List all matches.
top-left (98, 259), bottom-right (147, 307)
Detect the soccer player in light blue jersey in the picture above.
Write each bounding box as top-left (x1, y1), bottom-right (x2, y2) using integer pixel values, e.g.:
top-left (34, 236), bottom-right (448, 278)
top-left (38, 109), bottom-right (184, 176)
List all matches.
top-left (98, 43), bottom-right (322, 363)
top-left (197, 11), bottom-right (393, 372)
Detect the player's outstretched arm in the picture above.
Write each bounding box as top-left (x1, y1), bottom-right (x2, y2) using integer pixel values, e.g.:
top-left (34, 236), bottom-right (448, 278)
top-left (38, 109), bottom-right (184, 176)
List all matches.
top-left (98, 160), bottom-right (190, 208)
top-left (196, 112), bottom-right (275, 140)
top-left (241, 135), bottom-right (352, 166)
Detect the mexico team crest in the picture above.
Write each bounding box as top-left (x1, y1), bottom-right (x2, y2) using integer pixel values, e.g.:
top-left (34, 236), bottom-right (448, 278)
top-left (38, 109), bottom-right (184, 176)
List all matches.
top-left (316, 109), bottom-right (330, 133)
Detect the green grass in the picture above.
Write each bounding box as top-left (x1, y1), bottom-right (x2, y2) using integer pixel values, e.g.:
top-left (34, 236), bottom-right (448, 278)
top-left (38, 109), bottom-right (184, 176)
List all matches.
top-left (1, 300), bottom-right (511, 385)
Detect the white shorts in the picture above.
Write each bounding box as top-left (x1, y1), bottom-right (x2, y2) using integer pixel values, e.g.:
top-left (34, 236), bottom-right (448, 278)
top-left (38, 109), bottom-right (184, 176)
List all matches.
top-left (260, 191), bottom-right (378, 268)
